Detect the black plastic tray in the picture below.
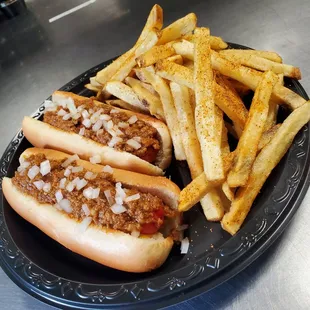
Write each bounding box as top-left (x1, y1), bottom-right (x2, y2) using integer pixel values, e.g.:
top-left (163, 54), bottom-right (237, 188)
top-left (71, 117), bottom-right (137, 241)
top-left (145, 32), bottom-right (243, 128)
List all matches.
top-left (0, 43), bottom-right (309, 309)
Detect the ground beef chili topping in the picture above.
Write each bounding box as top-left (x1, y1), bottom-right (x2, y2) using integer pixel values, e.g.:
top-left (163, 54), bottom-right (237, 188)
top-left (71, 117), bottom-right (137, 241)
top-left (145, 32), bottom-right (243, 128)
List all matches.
top-left (43, 98), bottom-right (160, 163)
top-left (12, 154), bottom-right (176, 235)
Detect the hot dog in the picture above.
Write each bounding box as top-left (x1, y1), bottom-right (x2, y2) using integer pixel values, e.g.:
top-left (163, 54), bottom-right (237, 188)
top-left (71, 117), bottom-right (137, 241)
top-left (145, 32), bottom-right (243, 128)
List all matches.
top-left (22, 91), bottom-right (172, 176)
top-left (2, 148), bottom-right (181, 273)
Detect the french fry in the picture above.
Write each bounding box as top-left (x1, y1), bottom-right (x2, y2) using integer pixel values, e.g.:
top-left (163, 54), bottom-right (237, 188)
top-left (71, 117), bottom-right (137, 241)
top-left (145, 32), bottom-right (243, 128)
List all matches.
top-left (172, 40), bottom-right (194, 61)
top-left (200, 190), bottom-right (224, 221)
top-left (90, 77), bottom-right (102, 88)
top-left (264, 100), bottom-right (278, 131)
top-left (211, 51), bottom-right (307, 110)
top-left (110, 30), bottom-right (160, 82)
top-left (125, 77), bottom-right (165, 121)
top-left (219, 49), bottom-right (283, 63)
top-left (222, 101), bottom-right (310, 235)
top-left (139, 82), bottom-right (159, 97)
top-left (157, 13), bottom-right (197, 45)
top-left (183, 59), bottom-right (194, 70)
top-left (166, 54), bottom-right (183, 65)
top-left (105, 81), bottom-right (148, 113)
top-left (95, 4), bottom-right (163, 85)
top-left (177, 36), bottom-right (228, 51)
top-left (105, 99), bottom-right (146, 113)
top-left (225, 78), bottom-right (251, 97)
top-left (85, 84), bottom-right (101, 93)
top-left (219, 52), bottom-right (301, 79)
top-left (136, 68), bottom-right (186, 160)
top-left (227, 71), bottom-right (279, 188)
top-left (222, 182), bottom-right (235, 202)
top-left (136, 43), bottom-right (175, 67)
top-left (194, 27), bottom-right (224, 181)
top-left (258, 124), bottom-right (281, 150)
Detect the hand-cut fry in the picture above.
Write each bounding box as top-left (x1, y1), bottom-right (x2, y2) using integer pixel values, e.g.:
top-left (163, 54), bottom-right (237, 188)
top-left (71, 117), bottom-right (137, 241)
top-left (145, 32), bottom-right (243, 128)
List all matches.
top-left (178, 152), bottom-right (234, 212)
top-left (157, 13), bottom-right (197, 45)
top-left (136, 43), bottom-right (175, 67)
top-left (105, 99), bottom-right (146, 113)
top-left (166, 54), bottom-right (183, 65)
top-left (227, 71), bottom-right (279, 188)
top-left (219, 49), bottom-right (283, 63)
top-left (180, 35), bottom-right (228, 50)
top-left (211, 51), bottom-right (307, 110)
top-left (155, 59), bottom-right (194, 89)
top-left (215, 74), bottom-right (248, 131)
top-left (225, 78), bottom-right (251, 97)
top-left (172, 40), bottom-right (194, 61)
top-left (194, 27), bottom-right (224, 181)
top-left (90, 77), bottom-right (102, 88)
top-left (139, 82), bottom-right (159, 97)
top-left (222, 182), bottom-right (235, 201)
top-left (110, 30), bottom-right (160, 82)
top-left (105, 81), bottom-right (148, 112)
top-left (136, 67), bottom-right (186, 160)
top-left (264, 99), bottom-right (278, 131)
top-left (222, 101), bottom-right (310, 235)
top-left (85, 84), bottom-right (101, 93)
top-left (219, 52), bottom-right (301, 79)
top-left (183, 60), bottom-right (194, 70)
top-left (258, 124), bottom-right (281, 150)
top-left (170, 82), bottom-right (224, 220)
top-left (95, 4), bottom-right (163, 85)
top-left (125, 77), bottom-right (165, 121)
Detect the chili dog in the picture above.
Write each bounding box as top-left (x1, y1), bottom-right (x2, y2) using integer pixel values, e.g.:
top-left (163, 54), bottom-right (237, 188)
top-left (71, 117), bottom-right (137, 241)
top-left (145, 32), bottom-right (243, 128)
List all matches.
top-left (2, 148), bottom-right (181, 272)
top-left (22, 91), bottom-right (172, 176)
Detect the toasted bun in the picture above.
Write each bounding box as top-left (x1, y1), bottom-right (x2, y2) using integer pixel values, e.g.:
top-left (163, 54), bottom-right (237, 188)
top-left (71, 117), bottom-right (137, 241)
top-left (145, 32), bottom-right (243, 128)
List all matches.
top-left (22, 91), bottom-right (172, 175)
top-left (2, 148), bottom-right (181, 273)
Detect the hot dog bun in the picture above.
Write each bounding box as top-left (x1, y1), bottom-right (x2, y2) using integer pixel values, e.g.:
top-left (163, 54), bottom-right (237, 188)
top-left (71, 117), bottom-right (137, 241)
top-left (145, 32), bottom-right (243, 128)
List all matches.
top-left (2, 148), bottom-right (180, 273)
top-left (22, 91), bottom-right (172, 176)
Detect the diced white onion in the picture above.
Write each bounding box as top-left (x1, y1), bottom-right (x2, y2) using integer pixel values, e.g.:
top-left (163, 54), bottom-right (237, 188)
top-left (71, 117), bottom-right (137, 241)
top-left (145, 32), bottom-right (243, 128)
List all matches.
top-left (128, 115), bottom-right (138, 124)
top-left (100, 114), bottom-right (111, 121)
top-left (110, 108), bottom-right (119, 113)
top-left (62, 113), bottom-right (72, 121)
top-left (108, 136), bottom-right (122, 148)
top-left (43, 182), bottom-right (51, 193)
top-left (66, 182), bottom-right (75, 192)
top-left (27, 165), bottom-right (40, 180)
top-left (133, 136), bottom-right (141, 142)
top-left (72, 166), bottom-right (83, 173)
top-left (76, 178), bottom-right (88, 190)
top-left (92, 119), bottom-right (103, 132)
top-left (44, 100), bottom-right (56, 111)
top-left (82, 110), bottom-right (89, 119)
top-left (77, 104), bottom-right (85, 112)
top-left (72, 113), bottom-right (81, 120)
top-left (84, 171), bottom-right (97, 180)
top-left (111, 204), bottom-right (127, 214)
top-left (83, 187), bottom-right (94, 199)
top-left (54, 203), bottom-right (62, 211)
top-left (115, 127), bottom-right (124, 136)
top-left (92, 188), bottom-right (100, 199)
top-left (131, 230), bottom-right (140, 238)
top-left (67, 98), bottom-right (77, 115)
top-left (89, 108), bottom-right (94, 114)
top-left (40, 160), bottom-right (51, 176)
top-left (102, 165), bottom-right (113, 174)
top-left (59, 199), bottom-right (72, 213)
top-left (55, 190), bottom-right (63, 203)
top-left (115, 182), bottom-right (126, 199)
top-left (107, 120), bottom-right (114, 130)
top-left (19, 160), bottom-right (30, 169)
top-left (57, 109), bottom-right (67, 116)
top-left (82, 119), bottom-right (92, 128)
top-left (78, 127), bottom-right (85, 136)
top-left (62, 154), bottom-right (79, 168)
top-left (72, 177), bottom-right (80, 185)
top-left (82, 204), bottom-right (90, 216)
top-left (118, 122), bottom-right (129, 129)
top-left (78, 217), bottom-right (92, 233)
top-left (19, 157), bottom-right (26, 165)
top-left (33, 180), bottom-right (45, 190)
top-left (89, 155), bottom-right (101, 164)
top-left (180, 237), bottom-right (190, 254)
top-left (126, 139), bottom-right (141, 150)
top-left (125, 193), bottom-right (140, 202)
top-left (104, 190), bottom-right (114, 206)
top-left (115, 196), bottom-right (123, 205)
top-left (59, 178), bottom-right (67, 189)
top-left (64, 167), bottom-right (72, 177)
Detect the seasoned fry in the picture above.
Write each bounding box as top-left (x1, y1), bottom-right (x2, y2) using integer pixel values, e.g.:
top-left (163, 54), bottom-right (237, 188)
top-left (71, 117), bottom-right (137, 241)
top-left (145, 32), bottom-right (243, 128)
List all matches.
top-left (211, 51), bottom-right (307, 110)
top-left (140, 82), bottom-right (159, 97)
top-left (264, 100), bottom-right (278, 131)
top-left (105, 99), bottom-right (147, 113)
top-left (194, 27), bottom-right (224, 181)
top-left (222, 182), bottom-right (235, 202)
top-left (166, 54), bottom-right (183, 65)
top-left (227, 71), bottom-right (279, 188)
top-left (176, 36), bottom-right (228, 52)
top-left (172, 40), bottom-right (194, 61)
top-left (110, 30), bottom-right (160, 82)
top-left (105, 81), bottom-right (148, 112)
top-left (136, 68), bottom-right (186, 160)
top-left (85, 83), bottom-right (101, 93)
top-left (184, 59), bottom-right (194, 70)
top-left (219, 52), bottom-right (301, 79)
top-left (155, 60), bottom-right (194, 89)
top-left (258, 124), bottom-right (281, 150)
top-left (200, 190), bottom-right (224, 221)
top-left (125, 77), bottom-right (165, 120)
top-left (157, 13), bottom-right (197, 45)
top-left (95, 4), bottom-right (163, 85)
top-left (225, 78), bottom-right (251, 97)
top-left (136, 43), bottom-right (175, 67)
top-left (222, 101), bottom-right (310, 235)
top-left (220, 49), bottom-right (283, 63)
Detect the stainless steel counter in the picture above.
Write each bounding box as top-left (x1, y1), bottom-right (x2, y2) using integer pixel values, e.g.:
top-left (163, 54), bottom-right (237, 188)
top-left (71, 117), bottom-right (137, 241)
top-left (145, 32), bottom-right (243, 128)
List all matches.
top-left (1, 0), bottom-right (310, 309)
